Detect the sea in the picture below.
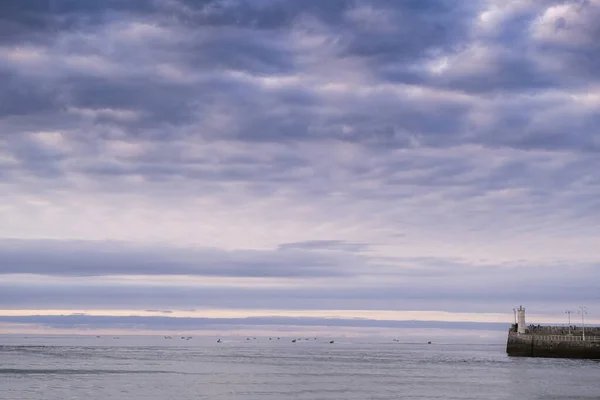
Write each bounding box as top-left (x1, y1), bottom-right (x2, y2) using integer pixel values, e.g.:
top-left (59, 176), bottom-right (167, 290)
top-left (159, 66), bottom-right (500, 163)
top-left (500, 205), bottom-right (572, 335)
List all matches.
top-left (1, 335), bottom-right (598, 400)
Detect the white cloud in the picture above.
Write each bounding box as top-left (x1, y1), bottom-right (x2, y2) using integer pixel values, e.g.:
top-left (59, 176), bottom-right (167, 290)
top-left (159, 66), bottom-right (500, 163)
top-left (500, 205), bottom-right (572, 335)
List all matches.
top-left (531, 1), bottom-right (600, 47)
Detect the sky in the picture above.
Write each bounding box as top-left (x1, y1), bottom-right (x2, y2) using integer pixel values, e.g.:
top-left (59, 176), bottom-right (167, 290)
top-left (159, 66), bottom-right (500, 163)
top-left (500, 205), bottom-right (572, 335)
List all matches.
top-left (1, 0), bottom-right (599, 336)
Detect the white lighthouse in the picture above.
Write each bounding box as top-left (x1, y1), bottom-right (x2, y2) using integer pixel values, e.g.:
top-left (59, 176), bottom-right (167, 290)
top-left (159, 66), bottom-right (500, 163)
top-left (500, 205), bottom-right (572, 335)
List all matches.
top-left (517, 305), bottom-right (526, 334)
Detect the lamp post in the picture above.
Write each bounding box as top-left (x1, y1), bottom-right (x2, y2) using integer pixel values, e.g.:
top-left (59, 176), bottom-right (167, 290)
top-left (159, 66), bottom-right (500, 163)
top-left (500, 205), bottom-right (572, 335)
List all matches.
top-left (578, 306), bottom-right (587, 341)
top-left (565, 310), bottom-right (573, 335)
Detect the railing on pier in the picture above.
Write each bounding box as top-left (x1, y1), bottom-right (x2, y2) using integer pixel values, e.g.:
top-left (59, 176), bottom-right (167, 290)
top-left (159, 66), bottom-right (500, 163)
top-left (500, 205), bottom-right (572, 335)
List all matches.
top-left (513, 333), bottom-right (600, 343)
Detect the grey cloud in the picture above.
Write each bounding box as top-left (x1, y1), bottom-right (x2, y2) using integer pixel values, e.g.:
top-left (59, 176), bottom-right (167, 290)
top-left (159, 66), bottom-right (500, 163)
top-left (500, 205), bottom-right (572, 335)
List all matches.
top-left (535, 0), bottom-right (600, 82)
top-left (278, 240), bottom-right (370, 252)
top-left (182, 29), bottom-right (296, 75)
top-left (8, 135), bottom-right (67, 179)
top-left (0, 0), bottom-right (160, 45)
top-left (341, 0), bottom-right (475, 59)
top-left (430, 53), bottom-right (559, 94)
top-left (0, 239), bottom-right (358, 278)
top-left (0, 1), bottom-right (473, 133)
top-left (0, 0), bottom-right (595, 154)
top-left (0, 71), bottom-right (62, 118)
top-left (62, 77), bottom-right (197, 126)
top-left (379, 1), bottom-right (600, 95)
top-left (1, 240), bottom-right (599, 314)
top-left (182, 0), bottom-right (350, 28)
top-left (72, 148), bottom-right (312, 184)
top-left (3, 281), bottom-right (596, 314)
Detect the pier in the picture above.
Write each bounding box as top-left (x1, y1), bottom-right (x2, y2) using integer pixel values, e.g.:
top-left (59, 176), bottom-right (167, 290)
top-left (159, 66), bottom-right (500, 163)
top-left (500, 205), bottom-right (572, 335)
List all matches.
top-left (506, 306), bottom-right (600, 359)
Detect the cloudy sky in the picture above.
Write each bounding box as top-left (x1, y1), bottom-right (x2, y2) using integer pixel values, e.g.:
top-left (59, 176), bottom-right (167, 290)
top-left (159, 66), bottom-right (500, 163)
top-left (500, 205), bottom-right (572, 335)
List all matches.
top-left (1, 0), bottom-right (599, 335)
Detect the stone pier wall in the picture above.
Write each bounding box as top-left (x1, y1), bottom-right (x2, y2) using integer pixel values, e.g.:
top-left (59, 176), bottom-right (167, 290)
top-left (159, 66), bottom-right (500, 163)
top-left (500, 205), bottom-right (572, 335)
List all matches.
top-left (506, 329), bottom-right (600, 359)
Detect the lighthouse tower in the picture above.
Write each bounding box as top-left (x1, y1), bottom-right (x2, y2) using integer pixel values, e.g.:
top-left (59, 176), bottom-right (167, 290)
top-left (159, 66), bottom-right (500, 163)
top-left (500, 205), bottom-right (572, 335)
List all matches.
top-left (517, 305), bottom-right (526, 334)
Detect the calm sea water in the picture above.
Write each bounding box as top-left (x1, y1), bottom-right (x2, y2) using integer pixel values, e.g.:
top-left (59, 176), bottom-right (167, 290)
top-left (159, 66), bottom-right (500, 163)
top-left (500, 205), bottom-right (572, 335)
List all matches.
top-left (1, 335), bottom-right (598, 399)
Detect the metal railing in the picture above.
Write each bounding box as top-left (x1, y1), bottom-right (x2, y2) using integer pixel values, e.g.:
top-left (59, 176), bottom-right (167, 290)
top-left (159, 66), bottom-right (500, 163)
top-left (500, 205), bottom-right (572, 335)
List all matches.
top-left (513, 333), bottom-right (600, 343)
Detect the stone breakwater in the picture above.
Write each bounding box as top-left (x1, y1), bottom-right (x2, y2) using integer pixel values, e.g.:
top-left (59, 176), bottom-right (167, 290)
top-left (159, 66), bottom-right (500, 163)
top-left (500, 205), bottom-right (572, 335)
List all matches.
top-left (506, 326), bottom-right (600, 359)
